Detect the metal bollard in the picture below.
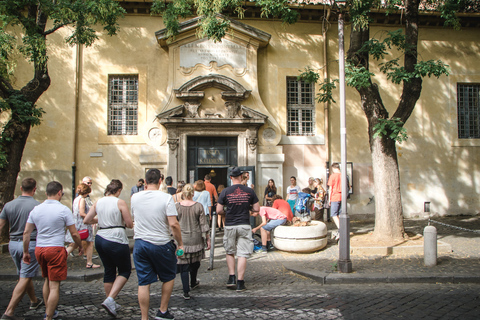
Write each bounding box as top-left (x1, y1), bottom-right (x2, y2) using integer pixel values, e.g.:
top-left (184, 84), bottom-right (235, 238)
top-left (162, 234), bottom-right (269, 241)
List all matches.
top-left (424, 225), bottom-right (437, 267)
top-left (208, 213), bottom-right (217, 270)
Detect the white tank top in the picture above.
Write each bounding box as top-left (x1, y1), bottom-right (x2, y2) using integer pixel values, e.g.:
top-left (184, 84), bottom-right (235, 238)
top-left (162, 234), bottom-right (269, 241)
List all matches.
top-left (95, 196), bottom-right (129, 245)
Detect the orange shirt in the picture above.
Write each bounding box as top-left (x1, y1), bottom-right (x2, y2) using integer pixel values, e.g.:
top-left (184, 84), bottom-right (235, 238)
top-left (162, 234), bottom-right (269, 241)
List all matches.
top-left (327, 172), bottom-right (342, 202)
top-left (272, 199), bottom-right (293, 221)
top-left (204, 180), bottom-right (218, 205)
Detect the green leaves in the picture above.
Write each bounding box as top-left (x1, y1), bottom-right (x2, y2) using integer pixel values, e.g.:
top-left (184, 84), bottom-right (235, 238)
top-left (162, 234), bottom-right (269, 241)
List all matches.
top-left (373, 117), bottom-right (408, 143)
top-left (346, 62), bottom-right (374, 89)
top-left (298, 67), bottom-right (339, 104)
top-left (256, 0), bottom-right (299, 25)
top-left (298, 67), bottom-right (320, 84)
top-left (379, 59), bottom-right (450, 84)
top-left (415, 60), bottom-right (451, 79)
top-left (316, 79), bottom-right (339, 104)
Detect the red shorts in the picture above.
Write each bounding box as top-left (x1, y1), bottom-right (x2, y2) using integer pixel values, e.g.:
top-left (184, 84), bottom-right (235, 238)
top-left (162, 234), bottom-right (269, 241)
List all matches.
top-left (35, 246), bottom-right (68, 281)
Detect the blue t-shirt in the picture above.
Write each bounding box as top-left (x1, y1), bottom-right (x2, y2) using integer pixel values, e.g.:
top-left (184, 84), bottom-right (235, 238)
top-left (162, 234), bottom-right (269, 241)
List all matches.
top-left (218, 184), bottom-right (259, 226)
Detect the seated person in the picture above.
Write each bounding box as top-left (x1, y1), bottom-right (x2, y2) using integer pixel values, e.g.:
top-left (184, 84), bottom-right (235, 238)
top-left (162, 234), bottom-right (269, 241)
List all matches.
top-left (252, 206), bottom-right (287, 253)
top-left (271, 195), bottom-right (293, 223)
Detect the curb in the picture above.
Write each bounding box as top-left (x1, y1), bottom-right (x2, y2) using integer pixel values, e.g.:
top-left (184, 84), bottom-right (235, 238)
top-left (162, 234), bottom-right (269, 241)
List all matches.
top-left (283, 263), bottom-right (480, 285)
top-left (0, 270), bottom-right (104, 282)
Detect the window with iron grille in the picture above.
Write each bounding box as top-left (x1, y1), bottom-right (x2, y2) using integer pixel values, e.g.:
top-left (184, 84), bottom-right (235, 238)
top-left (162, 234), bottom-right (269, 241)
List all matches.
top-left (287, 77), bottom-right (315, 136)
top-left (457, 84), bottom-right (480, 139)
top-left (108, 75), bottom-right (138, 135)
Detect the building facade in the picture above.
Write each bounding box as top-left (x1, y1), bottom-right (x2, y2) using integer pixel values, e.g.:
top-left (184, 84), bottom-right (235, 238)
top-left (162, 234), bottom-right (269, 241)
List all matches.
top-left (13, 2), bottom-right (480, 217)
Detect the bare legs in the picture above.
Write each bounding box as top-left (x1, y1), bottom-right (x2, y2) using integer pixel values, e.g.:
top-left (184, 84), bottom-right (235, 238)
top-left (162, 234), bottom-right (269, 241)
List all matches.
top-left (332, 215), bottom-right (340, 229)
top-left (84, 241), bottom-right (100, 267)
top-left (138, 280), bottom-right (174, 320)
top-left (104, 275), bottom-right (128, 299)
top-left (226, 254), bottom-right (247, 281)
top-left (4, 277), bottom-right (39, 316)
top-left (260, 228), bottom-right (271, 246)
top-left (43, 279), bottom-right (60, 320)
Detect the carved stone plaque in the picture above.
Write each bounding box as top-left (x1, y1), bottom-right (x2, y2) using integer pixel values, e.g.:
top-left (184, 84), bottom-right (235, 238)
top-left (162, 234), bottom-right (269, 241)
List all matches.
top-left (180, 38), bottom-right (247, 69)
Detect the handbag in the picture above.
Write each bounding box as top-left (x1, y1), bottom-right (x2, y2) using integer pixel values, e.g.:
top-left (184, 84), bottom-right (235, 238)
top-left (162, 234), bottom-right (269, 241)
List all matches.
top-left (323, 193), bottom-right (330, 209)
top-left (78, 229), bottom-right (89, 240)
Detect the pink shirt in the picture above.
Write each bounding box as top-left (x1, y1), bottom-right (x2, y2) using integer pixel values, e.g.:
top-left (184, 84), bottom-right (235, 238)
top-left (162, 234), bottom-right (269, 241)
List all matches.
top-left (259, 207), bottom-right (287, 220)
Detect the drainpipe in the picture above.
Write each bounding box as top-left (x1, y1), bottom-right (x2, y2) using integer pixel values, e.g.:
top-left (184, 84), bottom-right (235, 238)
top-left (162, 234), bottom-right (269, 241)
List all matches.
top-left (323, 8), bottom-right (331, 177)
top-left (72, 43), bottom-right (83, 197)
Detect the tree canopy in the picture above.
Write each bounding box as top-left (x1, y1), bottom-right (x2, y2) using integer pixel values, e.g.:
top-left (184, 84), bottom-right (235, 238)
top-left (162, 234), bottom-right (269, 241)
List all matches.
top-left (0, 0), bottom-right (125, 241)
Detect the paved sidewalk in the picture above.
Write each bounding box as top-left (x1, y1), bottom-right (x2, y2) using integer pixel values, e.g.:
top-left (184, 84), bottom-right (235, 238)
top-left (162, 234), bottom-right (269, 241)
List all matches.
top-left (0, 215), bottom-right (479, 285)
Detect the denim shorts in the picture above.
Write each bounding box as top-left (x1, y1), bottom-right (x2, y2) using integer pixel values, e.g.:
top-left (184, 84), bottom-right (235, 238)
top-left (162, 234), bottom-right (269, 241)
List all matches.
top-left (330, 201), bottom-right (342, 217)
top-left (262, 218), bottom-right (287, 232)
top-left (9, 239), bottom-right (39, 278)
top-left (223, 225), bottom-right (254, 258)
top-left (133, 239), bottom-right (177, 286)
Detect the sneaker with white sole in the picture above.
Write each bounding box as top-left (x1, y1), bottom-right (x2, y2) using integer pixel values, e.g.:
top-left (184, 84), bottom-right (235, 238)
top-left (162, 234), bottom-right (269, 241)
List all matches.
top-left (183, 292), bottom-right (191, 300)
top-left (102, 297), bottom-right (117, 317)
top-left (155, 309), bottom-right (174, 319)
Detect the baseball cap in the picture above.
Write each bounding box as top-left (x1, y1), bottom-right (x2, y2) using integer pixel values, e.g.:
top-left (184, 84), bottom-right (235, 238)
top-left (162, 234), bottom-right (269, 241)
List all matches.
top-left (229, 167), bottom-right (244, 177)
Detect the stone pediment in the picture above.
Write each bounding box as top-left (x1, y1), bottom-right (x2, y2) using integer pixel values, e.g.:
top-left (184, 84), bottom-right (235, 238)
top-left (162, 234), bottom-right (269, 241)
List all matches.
top-left (147, 15), bottom-right (281, 150)
top-left (155, 15), bottom-right (271, 50)
top-left (157, 74), bottom-right (266, 123)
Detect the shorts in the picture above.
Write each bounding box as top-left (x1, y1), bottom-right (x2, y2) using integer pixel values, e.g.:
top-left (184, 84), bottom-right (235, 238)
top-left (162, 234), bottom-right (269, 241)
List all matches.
top-left (331, 201), bottom-right (341, 217)
top-left (35, 246), bottom-right (68, 281)
top-left (95, 235), bottom-right (131, 283)
top-left (133, 239), bottom-right (177, 286)
top-left (223, 225), bottom-right (254, 258)
top-left (9, 239), bottom-right (39, 278)
top-left (262, 218), bottom-right (286, 232)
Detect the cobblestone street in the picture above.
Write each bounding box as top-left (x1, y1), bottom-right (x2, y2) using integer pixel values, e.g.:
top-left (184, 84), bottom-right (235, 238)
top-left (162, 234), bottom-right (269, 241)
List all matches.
top-left (2, 216), bottom-right (480, 319)
top-left (1, 276), bottom-right (479, 320)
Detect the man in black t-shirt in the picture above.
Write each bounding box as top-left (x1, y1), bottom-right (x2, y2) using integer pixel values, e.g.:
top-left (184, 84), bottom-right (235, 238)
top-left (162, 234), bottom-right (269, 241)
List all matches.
top-left (165, 176), bottom-right (176, 195)
top-left (217, 167), bottom-right (259, 292)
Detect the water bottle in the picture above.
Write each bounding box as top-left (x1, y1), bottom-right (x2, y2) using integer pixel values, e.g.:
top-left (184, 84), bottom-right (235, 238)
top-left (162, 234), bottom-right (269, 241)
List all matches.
top-left (176, 249), bottom-right (184, 257)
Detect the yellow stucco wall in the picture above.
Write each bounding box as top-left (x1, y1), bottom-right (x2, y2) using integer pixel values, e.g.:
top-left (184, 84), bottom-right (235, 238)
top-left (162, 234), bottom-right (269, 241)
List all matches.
top-left (12, 12), bottom-right (480, 216)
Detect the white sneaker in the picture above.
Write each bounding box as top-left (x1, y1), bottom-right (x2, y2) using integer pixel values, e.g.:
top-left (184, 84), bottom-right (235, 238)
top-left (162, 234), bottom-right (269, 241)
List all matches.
top-left (101, 297), bottom-right (117, 317)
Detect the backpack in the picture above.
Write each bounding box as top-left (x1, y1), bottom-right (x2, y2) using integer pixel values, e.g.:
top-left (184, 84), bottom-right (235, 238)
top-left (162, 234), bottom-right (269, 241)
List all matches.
top-left (294, 192), bottom-right (312, 214)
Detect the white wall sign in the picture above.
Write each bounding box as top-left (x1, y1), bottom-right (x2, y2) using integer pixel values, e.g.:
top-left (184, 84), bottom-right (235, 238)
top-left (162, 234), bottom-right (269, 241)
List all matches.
top-left (180, 38), bottom-right (247, 69)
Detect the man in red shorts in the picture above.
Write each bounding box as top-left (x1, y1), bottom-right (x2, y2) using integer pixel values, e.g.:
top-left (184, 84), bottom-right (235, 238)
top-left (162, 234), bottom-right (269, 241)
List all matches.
top-left (23, 181), bottom-right (83, 320)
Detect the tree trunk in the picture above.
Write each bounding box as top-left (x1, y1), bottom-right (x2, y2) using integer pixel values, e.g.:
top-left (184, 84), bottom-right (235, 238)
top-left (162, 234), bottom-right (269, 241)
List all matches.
top-left (370, 134), bottom-right (405, 242)
top-left (0, 117), bottom-right (32, 242)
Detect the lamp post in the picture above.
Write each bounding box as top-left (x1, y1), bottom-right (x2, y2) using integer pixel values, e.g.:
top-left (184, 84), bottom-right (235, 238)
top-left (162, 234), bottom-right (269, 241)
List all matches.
top-left (336, 0), bottom-right (352, 273)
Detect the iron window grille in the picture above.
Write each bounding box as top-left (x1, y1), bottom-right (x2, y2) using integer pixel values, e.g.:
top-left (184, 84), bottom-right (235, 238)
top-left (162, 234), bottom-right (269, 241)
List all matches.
top-left (287, 77), bottom-right (315, 136)
top-left (457, 83), bottom-right (480, 139)
top-left (108, 75), bottom-right (138, 135)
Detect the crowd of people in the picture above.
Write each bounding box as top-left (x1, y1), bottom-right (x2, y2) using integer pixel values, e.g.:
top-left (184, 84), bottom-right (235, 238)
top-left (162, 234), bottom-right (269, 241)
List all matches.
top-left (0, 164), bottom-right (348, 320)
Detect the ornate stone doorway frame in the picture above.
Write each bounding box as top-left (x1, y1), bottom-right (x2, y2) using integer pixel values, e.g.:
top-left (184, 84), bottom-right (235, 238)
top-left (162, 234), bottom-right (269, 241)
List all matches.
top-left (158, 121), bottom-right (266, 183)
top-left (157, 74), bottom-right (268, 182)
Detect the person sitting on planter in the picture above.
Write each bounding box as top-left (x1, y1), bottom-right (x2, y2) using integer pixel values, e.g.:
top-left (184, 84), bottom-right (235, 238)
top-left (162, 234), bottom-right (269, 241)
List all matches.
top-left (251, 207), bottom-right (287, 254)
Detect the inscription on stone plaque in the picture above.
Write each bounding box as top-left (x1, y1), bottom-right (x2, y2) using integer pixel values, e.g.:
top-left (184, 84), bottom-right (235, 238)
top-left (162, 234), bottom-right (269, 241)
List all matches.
top-left (198, 148), bottom-right (227, 165)
top-left (180, 38), bottom-right (247, 69)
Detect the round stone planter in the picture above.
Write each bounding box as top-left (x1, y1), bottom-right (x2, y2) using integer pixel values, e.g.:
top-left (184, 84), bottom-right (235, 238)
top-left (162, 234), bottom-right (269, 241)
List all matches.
top-left (273, 220), bottom-right (328, 253)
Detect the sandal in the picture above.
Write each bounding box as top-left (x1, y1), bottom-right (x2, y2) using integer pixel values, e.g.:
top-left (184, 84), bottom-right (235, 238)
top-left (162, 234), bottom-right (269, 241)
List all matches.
top-left (86, 263), bottom-right (101, 269)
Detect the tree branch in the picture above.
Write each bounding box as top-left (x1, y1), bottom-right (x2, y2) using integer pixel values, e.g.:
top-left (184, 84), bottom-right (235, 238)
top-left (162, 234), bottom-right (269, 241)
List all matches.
top-left (43, 22), bottom-right (71, 36)
top-left (0, 76), bottom-right (13, 98)
top-left (393, 0), bottom-right (422, 124)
